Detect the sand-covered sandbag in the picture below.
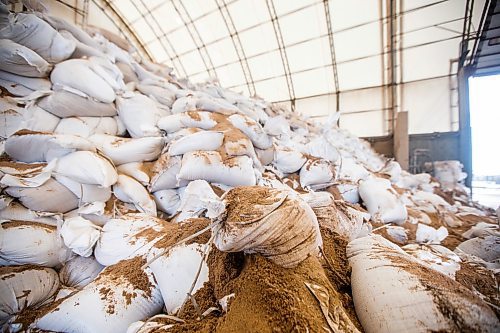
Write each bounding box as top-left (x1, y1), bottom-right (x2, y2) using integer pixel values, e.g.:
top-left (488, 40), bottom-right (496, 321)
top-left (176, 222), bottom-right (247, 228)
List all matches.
top-left (273, 147), bottom-right (306, 174)
top-left (347, 234), bottom-right (498, 333)
top-left (228, 113), bottom-right (272, 149)
top-left (214, 186), bottom-right (322, 268)
top-left (37, 88), bottom-right (117, 117)
top-left (299, 158), bottom-right (336, 189)
top-left (403, 244), bottom-right (461, 279)
top-left (89, 134), bottom-right (164, 165)
top-left (116, 162), bottom-right (151, 186)
top-left (116, 92), bottom-right (163, 138)
top-left (153, 189), bottom-right (180, 216)
top-left (0, 102), bottom-right (60, 138)
top-left (0, 265), bottom-right (59, 324)
top-left (168, 130), bottom-right (224, 156)
top-left (60, 216), bottom-right (101, 257)
top-left (456, 235), bottom-right (499, 263)
top-left (53, 150), bottom-right (117, 187)
top-left (148, 242), bottom-right (209, 314)
top-left (113, 174), bottom-right (156, 216)
top-left (0, 221), bottom-right (71, 267)
top-left (179, 151), bottom-right (256, 187)
top-left (0, 11), bottom-right (75, 63)
top-left (157, 111), bottom-right (217, 133)
top-left (305, 137), bottom-right (340, 162)
top-left (5, 178), bottom-right (79, 213)
top-left (359, 177), bottom-right (407, 224)
top-left (0, 39), bottom-right (51, 77)
top-left (35, 257), bottom-right (163, 333)
top-left (94, 214), bottom-right (168, 266)
top-left (51, 59), bottom-right (115, 103)
top-left (54, 116), bottom-right (118, 138)
top-left (313, 202), bottom-right (370, 241)
top-left (339, 157), bottom-right (370, 182)
top-left (0, 70), bottom-right (51, 96)
top-left (5, 130), bottom-right (95, 163)
top-left (0, 201), bottom-right (58, 226)
top-left (59, 255), bottom-right (104, 289)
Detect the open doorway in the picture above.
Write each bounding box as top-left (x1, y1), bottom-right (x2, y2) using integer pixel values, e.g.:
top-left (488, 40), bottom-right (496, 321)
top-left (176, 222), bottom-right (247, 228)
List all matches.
top-left (468, 74), bottom-right (500, 209)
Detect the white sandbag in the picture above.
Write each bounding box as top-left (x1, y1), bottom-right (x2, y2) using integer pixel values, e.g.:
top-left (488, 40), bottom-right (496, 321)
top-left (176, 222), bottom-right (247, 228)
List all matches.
top-left (5, 178), bottom-right (79, 213)
top-left (263, 115), bottom-right (291, 137)
top-left (359, 177), bottom-right (407, 224)
top-left (57, 174), bottom-right (112, 203)
top-left (51, 59), bottom-right (115, 103)
top-left (40, 13), bottom-right (100, 50)
top-left (385, 225), bottom-right (408, 244)
top-left (37, 88), bottom-right (117, 117)
top-left (314, 203), bottom-right (370, 241)
top-left (54, 117), bottom-right (118, 138)
top-left (94, 213), bottom-right (168, 266)
top-left (0, 201), bottom-right (58, 226)
top-left (5, 131), bottom-right (95, 163)
top-left (153, 189), bottom-right (180, 216)
top-left (113, 174), bottom-right (156, 216)
top-left (273, 147), bottom-right (306, 174)
top-left (0, 39), bottom-right (51, 77)
top-left (0, 103), bottom-right (60, 138)
top-left (54, 151), bottom-right (117, 187)
top-left (0, 266), bottom-right (59, 324)
top-left (214, 187), bottom-right (322, 268)
top-left (456, 236), bottom-right (499, 263)
top-left (175, 180), bottom-right (225, 222)
top-left (299, 158), bottom-right (336, 189)
top-left (89, 134), bottom-right (164, 165)
top-left (59, 255), bottom-right (104, 289)
top-left (338, 157), bottom-right (370, 182)
top-left (179, 151), bottom-right (256, 187)
top-left (336, 183), bottom-right (360, 204)
top-left (462, 222), bottom-right (499, 239)
top-left (117, 162), bottom-right (151, 186)
top-left (0, 11), bottom-right (75, 63)
top-left (347, 235), bottom-right (498, 333)
top-left (35, 258), bottom-right (163, 333)
top-left (0, 221), bottom-right (71, 267)
top-left (136, 82), bottom-right (176, 107)
top-left (149, 154), bottom-right (186, 192)
top-left (116, 92), bottom-right (162, 138)
top-left (306, 138), bottom-right (340, 163)
top-left (148, 243), bottom-right (209, 314)
top-left (433, 160), bottom-right (467, 191)
top-left (403, 244), bottom-right (461, 279)
top-left (117, 61), bottom-right (139, 84)
top-left (380, 160), bottom-right (402, 183)
top-left (227, 114), bottom-right (272, 149)
top-left (255, 146), bottom-right (275, 165)
top-left (0, 160), bottom-right (52, 188)
top-left (0, 70), bottom-right (51, 96)
top-left (167, 130), bottom-right (224, 156)
top-left (415, 223), bottom-right (448, 244)
top-left (60, 216), bottom-right (101, 257)
top-left (157, 111), bottom-right (217, 133)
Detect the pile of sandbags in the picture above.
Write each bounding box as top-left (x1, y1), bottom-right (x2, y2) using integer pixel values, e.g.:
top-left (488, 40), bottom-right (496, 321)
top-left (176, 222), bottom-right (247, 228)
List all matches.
top-left (0, 3), bottom-right (498, 333)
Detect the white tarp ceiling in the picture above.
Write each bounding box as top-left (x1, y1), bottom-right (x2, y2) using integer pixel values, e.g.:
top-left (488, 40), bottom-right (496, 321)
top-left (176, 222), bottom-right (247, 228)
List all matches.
top-left (46, 0), bottom-right (485, 136)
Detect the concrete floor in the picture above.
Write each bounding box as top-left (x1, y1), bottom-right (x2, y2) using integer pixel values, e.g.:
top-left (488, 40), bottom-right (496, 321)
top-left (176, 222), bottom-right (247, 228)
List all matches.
top-left (472, 181), bottom-right (500, 210)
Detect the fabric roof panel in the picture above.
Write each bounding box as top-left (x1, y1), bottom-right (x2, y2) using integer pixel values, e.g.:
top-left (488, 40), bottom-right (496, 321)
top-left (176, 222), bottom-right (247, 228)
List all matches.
top-left (238, 22), bottom-right (279, 57)
top-left (286, 37), bottom-right (331, 73)
top-left (215, 62), bottom-right (247, 88)
top-left (205, 37), bottom-right (240, 68)
top-left (334, 21), bottom-right (382, 62)
top-left (337, 56), bottom-right (383, 91)
top-left (246, 51), bottom-right (284, 81)
top-left (227, 0), bottom-right (270, 31)
top-left (253, 76), bottom-right (290, 101)
top-left (272, 0), bottom-right (319, 16)
top-left (278, 3), bottom-right (327, 46)
top-left (149, 2), bottom-right (184, 34)
top-left (178, 50), bottom-right (208, 76)
top-left (328, 0), bottom-right (380, 32)
top-left (193, 11), bottom-right (230, 44)
top-left (178, 0), bottom-right (218, 21)
top-left (292, 66), bottom-right (334, 99)
top-left (167, 27), bottom-right (197, 55)
top-left (145, 40), bottom-right (169, 63)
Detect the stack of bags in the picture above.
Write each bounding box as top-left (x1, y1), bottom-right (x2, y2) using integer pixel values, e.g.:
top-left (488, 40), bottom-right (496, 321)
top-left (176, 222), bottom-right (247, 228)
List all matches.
top-left (0, 4), bottom-right (498, 333)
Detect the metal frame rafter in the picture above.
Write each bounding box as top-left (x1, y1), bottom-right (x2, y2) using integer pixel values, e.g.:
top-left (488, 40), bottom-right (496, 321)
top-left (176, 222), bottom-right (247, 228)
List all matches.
top-left (265, 0), bottom-right (296, 109)
top-left (171, 0), bottom-right (217, 78)
top-left (322, 0), bottom-right (340, 111)
top-left (215, 0), bottom-right (256, 96)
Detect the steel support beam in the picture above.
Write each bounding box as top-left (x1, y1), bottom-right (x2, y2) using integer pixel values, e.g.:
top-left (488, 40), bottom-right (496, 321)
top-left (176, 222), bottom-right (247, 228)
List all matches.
top-left (265, 0), bottom-right (296, 110)
top-left (322, 0), bottom-right (340, 111)
top-left (215, 0), bottom-right (256, 95)
top-left (457, 66), bottom-right (473, 189)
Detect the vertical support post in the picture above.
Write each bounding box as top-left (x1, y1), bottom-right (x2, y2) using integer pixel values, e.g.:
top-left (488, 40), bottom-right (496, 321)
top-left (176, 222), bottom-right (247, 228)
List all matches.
top-left (457, 66), bottom-right (473, 188)
top-left (394, 111), bottom-right (409, 170)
